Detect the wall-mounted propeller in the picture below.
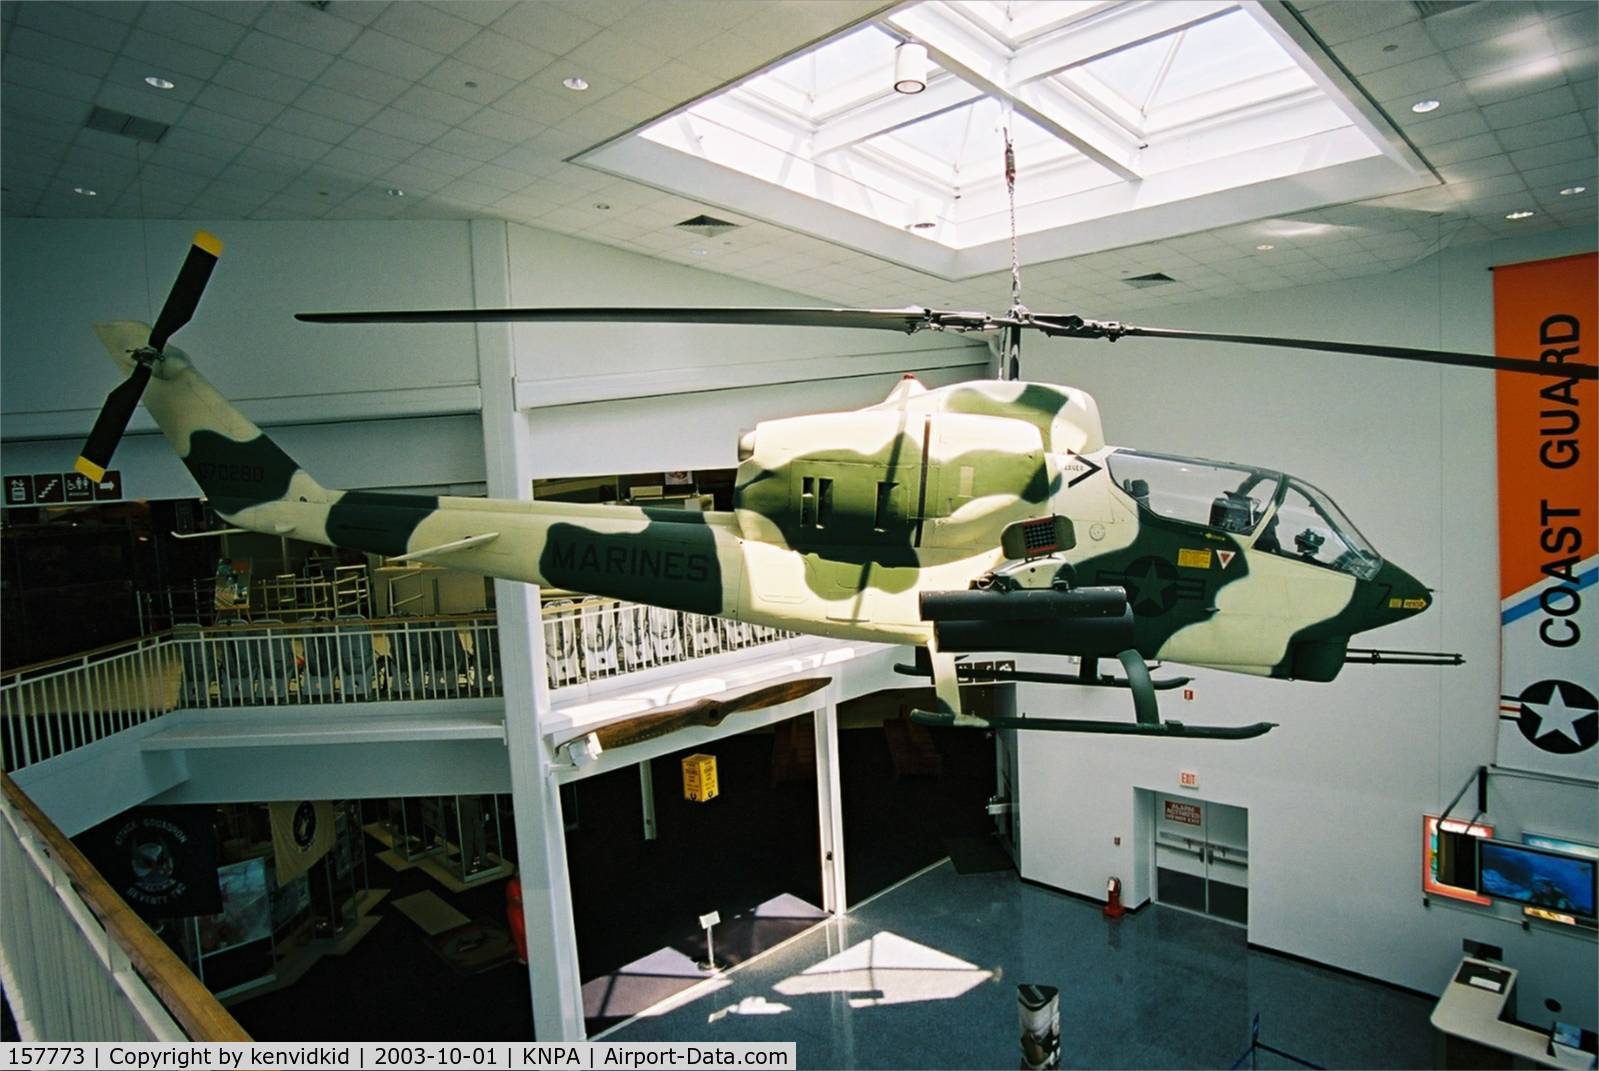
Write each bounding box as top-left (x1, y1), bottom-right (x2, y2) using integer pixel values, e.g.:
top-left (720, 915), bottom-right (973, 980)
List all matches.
top-left (76, 232), bottom-right (223, 481)
top-left (295, 303), bottom-right (1596, 381)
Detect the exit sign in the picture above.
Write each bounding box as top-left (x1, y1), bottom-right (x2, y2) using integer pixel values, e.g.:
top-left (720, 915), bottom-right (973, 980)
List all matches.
top-left (1178, 770), bottom-right (1199, 790)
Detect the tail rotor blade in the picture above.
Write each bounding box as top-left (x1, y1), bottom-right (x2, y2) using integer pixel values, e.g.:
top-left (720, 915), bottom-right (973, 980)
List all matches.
top-left (76, 363), bottom-right (151, 481)
top-left (148, 231), bottom-right (223, 352)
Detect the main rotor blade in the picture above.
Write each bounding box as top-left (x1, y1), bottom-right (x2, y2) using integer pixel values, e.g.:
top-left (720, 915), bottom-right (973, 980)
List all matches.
top-left (296, 306), bottom-right (942, 333)
top-left (75, 362), bottom-right (151, 481)
top-left (1070, 320), bottom-right (1595, 380)
top-left (149, 231), bottom-right (223, 352)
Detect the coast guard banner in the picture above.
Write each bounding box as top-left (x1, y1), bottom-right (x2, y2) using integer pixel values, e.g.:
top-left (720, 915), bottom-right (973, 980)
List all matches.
top-left (1493, 253), bottom-right (1597, 779)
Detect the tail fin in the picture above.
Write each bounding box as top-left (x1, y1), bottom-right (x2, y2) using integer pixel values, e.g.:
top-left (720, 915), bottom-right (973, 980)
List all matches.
top-left (93, 321), bottom-right (335, 515)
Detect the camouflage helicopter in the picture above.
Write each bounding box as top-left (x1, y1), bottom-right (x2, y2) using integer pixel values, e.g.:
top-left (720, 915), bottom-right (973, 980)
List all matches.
top-left (74, 232), bottom-right (1594, 741)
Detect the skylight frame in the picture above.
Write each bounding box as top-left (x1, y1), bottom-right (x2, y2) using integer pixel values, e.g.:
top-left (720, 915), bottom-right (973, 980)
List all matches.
top-left (575, 0), bottom-right (1436, 280)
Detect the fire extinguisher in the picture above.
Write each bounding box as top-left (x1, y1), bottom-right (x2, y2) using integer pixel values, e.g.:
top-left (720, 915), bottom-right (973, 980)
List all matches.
top-left (1104, 876), bottom-right (1125, 919)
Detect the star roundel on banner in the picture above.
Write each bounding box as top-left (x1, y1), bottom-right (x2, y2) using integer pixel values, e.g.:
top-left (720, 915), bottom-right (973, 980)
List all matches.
top-left (1515, 679), bottom-right (1599, 755)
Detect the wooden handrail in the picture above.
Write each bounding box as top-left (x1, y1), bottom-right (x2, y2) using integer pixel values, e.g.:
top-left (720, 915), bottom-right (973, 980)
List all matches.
top-left (0, 772), bottom-right (251, 1042)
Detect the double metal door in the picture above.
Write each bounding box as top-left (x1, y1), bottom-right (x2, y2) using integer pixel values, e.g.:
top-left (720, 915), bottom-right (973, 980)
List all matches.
top-left (1154, 794), bottom-right (1249, 924)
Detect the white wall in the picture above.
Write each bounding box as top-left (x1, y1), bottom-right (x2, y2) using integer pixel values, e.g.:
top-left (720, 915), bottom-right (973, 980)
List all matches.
top-left (1015, 226), bottom-right (1598, 1024)
top-left (1, 218), bottom-right (988, 494)
top-left (504, 224), bottom-right (988, 479)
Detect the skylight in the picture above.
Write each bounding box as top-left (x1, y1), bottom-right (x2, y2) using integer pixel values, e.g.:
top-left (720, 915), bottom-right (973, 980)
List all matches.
top-left (579, 0), bottom-right (1433, 279)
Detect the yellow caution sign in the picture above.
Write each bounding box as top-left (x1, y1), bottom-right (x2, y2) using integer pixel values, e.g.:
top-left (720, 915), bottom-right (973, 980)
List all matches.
top-left (1176, 548), bottom-right (1212, 570)
top-left (682, 753), bottom-right (718, 802)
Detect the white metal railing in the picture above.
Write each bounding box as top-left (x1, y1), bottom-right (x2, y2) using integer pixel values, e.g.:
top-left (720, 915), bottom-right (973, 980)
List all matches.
top-left (3, 600), bottom-right (794, 770)
top-left (0, 773), bottom-right (251, 1041)
top-left (1, 636), bottom-right (176, 773)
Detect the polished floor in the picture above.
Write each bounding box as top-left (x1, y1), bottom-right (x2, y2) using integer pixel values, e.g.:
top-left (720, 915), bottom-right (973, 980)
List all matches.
top-left (605, 860), bottom-right (1436, 1070)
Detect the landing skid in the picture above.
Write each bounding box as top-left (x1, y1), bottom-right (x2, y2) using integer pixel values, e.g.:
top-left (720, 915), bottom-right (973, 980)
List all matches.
top-left (902, 648), bottom-right (1276, 741)
top-left (910, 709), bottom-right (1276, 740)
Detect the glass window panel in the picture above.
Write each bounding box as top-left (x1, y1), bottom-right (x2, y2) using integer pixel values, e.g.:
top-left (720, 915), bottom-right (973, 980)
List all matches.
top-left (1105, 450), bottom-right (1281, 533)
top-left (1257, 481), bottom-right (1382, 579)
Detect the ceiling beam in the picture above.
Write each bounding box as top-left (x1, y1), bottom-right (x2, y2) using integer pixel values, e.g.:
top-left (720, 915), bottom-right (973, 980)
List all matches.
top-left (812, 76), bottom-right (983, 156)
top-left (1005, 0), bottom-right (1238, 86)
top-left (885, 4), bottom-right (1144, 182)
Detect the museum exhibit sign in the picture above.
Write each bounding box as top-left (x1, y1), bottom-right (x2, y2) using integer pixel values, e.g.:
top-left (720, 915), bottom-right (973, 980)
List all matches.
top-left (1492, 253), bottom-right (1598, 781)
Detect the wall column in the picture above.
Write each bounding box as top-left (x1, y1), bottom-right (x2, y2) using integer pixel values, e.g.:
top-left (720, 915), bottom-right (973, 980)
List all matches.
top-left (813, 693), bottom-right (847, 914)
top-left (470, 219), bottom-right (585, 1040)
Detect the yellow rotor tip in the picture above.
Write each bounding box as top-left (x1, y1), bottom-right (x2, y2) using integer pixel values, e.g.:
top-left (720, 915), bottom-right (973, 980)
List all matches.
top-left (74, 457), bottom-right (107, 482)
top-left (193, 231), bottom-right (223, 256)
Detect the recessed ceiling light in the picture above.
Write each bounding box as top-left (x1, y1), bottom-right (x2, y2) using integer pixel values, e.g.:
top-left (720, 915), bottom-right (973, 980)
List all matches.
top-left (144, 76), bottom-right (175, 90)
top-left (562, 76), bottom-right (589, 92)
top-left (387, 188), bottom-right (405, 197)
top-left (1255, 243), bottom-right (1274, 251)
top-left (690, 248), bottom-right (709, 256)
top-left (593, 202), bottom-right (610, 210)
top-left (1504, 210), bottom-right (1535, 220)
top-left (73, 186), bottom-right (97, 196)
top-left (1411, 99), bottom-right (1441, 113)
top-left (1559, 186), bottom-right (1587, 196)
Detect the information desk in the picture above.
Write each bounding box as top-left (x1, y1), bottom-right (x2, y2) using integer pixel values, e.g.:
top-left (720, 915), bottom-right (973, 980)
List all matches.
top-left (1431, 957), bottom-right (1596, 1070)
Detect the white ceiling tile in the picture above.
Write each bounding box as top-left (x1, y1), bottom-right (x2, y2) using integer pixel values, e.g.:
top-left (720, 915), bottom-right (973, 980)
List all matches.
top-left (1335, 22), bottom-right (1439, 77)
top-left (326, 3), bottom-right (392, 29)
top-left (93, 83), bottom-right (187, 125)
top-left (293, 84), bottom-right (385, 126)
top-left (405, 145), bottom-right (480, 177)
top-left (180, 106), bottom-right (265, 145)
top-left (272, 107), bottom-right (358, 145)
top-left (213, 59), bottom-right (310, 105)
top-left (2, 56), bottom-right (102, 103)
top-left (1495, 112), bottom-right (1590, 151)
top-left (1445, 173), bottom-right (1530, 201)
top-left (314, 58), bottom-right (412, 107)
top-left (193, 83), bottom-right (286, 125)
top-left (319, 144), bottom-right (396, 178)
top-left (1480, 84), bottom-right (1582, 129)
top-left (252, 127), bottom-right (335, 163)
top-left (1358, 54), bottom-right (1461, 100)
top-left (1404, 108), bottom-right (1490, 146)
top-left (1463, 60), bottom-right (1573, 109)
top-left (493, 82), bottom-right (588, 125)
top-left (462, 161), bottom-right (532, 192)
top-left (7, 26), bottom-right (115, 78)
top-left (343, 128), bottom-right (424, 162)
top-left (366, 107), bottom-right (449, 145)
top-left (120, 29), bottom-right (225, 82)
top-left (252, 4), bottom-right (365, 53)
top-left (1508, 134), bottom-right (1598, 170)
top-left (1518, 159), bottom-right (1598, 190)
top-left (1424, 131), bottom-right (1505, 165)
top-left (61, 1), bottom-right (141, 25)
top-left (419, 57), bottom-right (518, 105)
top-left (431, 127), bottom-right (516, 161)
top-left (682, 30), bottom-right (786, 81)
top-left (214, 162), bottom-right (294, 193)
top-left (432, 2), bottom-right (518, 28)
top-left (1301, 1), bottom-right (1419, 46)
top-left (380, 162), bottom-right (456, 193)
top-left (452, 29), bottom-right (557, 82)
top-left (234, 31), bottom-right (336, 82)
top-left (1423, 2), bottom-right (1547, 50)
top-left (15, 1), bottom-right (129, 52)
top-left (393, 83), bottom-right (481, 125)
top-left (435, 178), bottom-right (503, 205)
top-left (561, 31), bottom-right (673, 84)
top-left (343, 27), bottom-right (447, 82)
top-left (489, 4), bottom-right (604, 54)
top-left (459, 107), bottom-right (545, 142)
top-left (1437, 155), bottom-right (1519, 183)
top-left (372, 2), bottom-right (481, 53)
top-left (147, 140), bottom-right (237, 172)
top-left (155, 128), bottom-right (244, 162)
top-left (1445, 24), bottom-right (1559, 80)
top-left (134, 4), bottom-right (247, 52)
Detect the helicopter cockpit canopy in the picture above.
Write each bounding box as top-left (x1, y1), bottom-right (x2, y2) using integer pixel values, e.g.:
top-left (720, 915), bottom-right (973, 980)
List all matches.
top-left (1105, 450), bottom-right (1382, 580)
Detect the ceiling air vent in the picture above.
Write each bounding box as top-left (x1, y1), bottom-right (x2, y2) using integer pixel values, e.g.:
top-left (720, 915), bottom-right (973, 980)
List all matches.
top-left (675, 214), bottom-right (741, 238)
top-left (1121, 272), bottom-right (1177, 289)
top-left (85, 106), bottom-right (170, 144)
top-left (1413, 1), bottom-right (1476, 17)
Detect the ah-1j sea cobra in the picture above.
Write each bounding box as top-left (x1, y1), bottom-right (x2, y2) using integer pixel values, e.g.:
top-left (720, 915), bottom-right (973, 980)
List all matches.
top-left (73, 231), bottom-right (1594, 743)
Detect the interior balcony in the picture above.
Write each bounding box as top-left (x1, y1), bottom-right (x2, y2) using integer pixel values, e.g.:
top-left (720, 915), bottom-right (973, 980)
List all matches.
top-left (2, 597), bottom-right (904, 838)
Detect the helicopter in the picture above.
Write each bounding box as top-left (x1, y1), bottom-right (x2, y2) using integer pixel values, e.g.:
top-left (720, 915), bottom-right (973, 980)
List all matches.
top-left (73, 230), bottom-right (1594, 742)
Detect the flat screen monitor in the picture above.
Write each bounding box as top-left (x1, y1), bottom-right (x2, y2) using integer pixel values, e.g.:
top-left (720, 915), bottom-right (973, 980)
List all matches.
top-left (1523, 833), bottom-right (1599, 860)
top-left (1478, 840), bottom-right (1597, 920)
